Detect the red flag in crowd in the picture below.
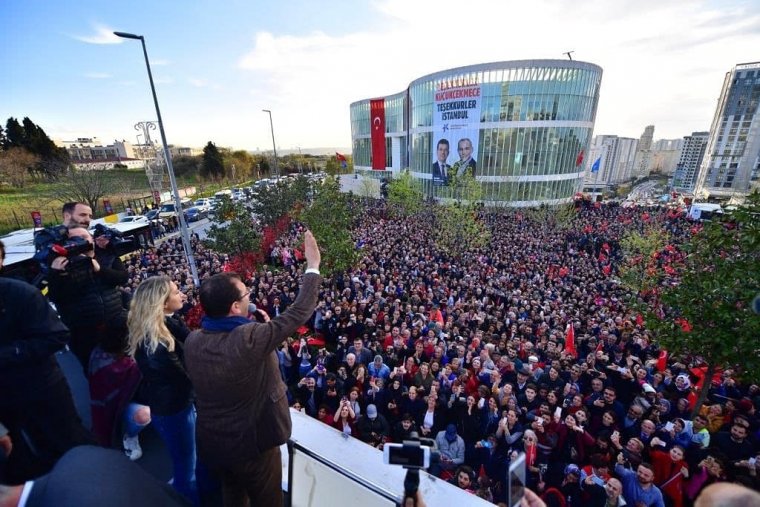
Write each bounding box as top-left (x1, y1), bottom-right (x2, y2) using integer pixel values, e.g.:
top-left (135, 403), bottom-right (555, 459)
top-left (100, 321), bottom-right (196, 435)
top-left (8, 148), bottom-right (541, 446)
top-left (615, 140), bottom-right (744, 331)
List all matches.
top-left (636, 314), bottom-right (644, 327)
top-left (602, 264), bottom-right (611, 276)
top-left (564, 323), bottom-right (577, 358)
top-left (559, 266), bottom-right (569, 278)
top-left (656, 350), bottom-right (668, 371)
top-left (335, 152), bottom-right (347, 162)
top-left (598, 252), bottom-right (607, 262)
top-left (675, 317), bottom-right (692, 333)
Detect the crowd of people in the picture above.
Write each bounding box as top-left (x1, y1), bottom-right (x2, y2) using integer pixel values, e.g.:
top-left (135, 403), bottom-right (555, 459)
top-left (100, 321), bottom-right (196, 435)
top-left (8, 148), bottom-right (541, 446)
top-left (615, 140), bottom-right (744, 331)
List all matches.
top-left (1, 197), bottom-right (759, 507)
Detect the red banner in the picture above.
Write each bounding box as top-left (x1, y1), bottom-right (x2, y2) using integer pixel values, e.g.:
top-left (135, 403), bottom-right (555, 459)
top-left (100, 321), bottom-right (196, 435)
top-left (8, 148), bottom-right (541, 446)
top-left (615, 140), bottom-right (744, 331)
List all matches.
top-left (370, 99), bottom-right (386, 170)
top-left (31, 211), bottom-right (42, 228)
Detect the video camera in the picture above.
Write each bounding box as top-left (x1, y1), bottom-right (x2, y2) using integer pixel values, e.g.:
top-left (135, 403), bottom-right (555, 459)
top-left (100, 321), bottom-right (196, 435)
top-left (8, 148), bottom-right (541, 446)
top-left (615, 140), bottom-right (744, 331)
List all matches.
top-left (33, 225), bottom-right (93, 274)
top-left (93, 223), bottom-right (125, 241)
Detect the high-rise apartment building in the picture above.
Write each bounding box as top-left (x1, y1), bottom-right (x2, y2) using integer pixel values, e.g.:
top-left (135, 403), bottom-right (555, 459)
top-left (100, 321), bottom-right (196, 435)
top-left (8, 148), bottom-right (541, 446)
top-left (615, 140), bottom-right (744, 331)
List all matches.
top-left (673, 132), bottom-right (709, 191)
top-left (584, 135), bottom-right (638, 187)
top-left (695, 62), bottom-right (760, 199)
top-left (633, 125), bottom-right (655, 178)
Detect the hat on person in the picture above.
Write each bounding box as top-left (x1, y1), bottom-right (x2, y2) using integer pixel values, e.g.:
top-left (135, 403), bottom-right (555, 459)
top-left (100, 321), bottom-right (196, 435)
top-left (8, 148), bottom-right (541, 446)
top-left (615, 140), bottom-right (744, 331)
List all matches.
top-left (738, 398), bottom-right (754, 413)
top-left (367, 404), bottom-right (378, 419)
top-left (564, 464), bottom-right (582, 477)
top-left (642, 383), bottom-right (656, 394)
top-left (528, 355), bottom-right (539, 363)
top-left (517, 365), bottom-right (532, 376)
top-left (445, 424), bottom-right (458, 442)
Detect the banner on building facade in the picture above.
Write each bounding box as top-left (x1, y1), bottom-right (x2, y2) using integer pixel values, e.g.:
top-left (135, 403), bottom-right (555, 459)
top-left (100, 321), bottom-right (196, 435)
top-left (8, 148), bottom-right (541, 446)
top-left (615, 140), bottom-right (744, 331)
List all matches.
top-left (370, 99), bottom-right (386, 170)
top-left (432, 81), bottom-right (481, 186)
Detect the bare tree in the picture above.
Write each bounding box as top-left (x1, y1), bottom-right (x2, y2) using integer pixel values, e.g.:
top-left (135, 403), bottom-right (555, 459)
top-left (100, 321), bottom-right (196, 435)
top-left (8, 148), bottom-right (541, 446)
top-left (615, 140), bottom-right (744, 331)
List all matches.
top-left (47, 164), bottom-right (132, 211)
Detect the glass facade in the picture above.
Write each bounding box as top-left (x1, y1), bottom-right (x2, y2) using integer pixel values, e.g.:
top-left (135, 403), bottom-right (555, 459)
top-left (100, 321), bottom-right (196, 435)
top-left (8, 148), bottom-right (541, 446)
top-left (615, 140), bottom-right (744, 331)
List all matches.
top-left (350, 60), bottom-right (603, 204)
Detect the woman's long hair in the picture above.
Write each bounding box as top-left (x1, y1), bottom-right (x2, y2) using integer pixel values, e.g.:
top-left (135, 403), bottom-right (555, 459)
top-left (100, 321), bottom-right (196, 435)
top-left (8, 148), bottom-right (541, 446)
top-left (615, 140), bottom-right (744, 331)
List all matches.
top-left (127, 276), bottom-right (175, 356)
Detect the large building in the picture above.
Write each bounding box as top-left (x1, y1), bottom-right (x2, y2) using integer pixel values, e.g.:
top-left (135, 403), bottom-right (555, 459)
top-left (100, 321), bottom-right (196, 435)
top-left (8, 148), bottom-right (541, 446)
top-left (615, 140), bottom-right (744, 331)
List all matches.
top-left (56, 137), bottom-right (136, 161)
top-left (350, 60), bottom-right (603, 205)
top-left (632, 125), bottom-right (655, 179)
top-left (649, 138), bottom-right (684, 176)
top-left (583, 135), bottom-right (638, 190)
top-left (672, 132), bottom-right (709, 191)
top-left (695, 62), bottom-right (760, 199)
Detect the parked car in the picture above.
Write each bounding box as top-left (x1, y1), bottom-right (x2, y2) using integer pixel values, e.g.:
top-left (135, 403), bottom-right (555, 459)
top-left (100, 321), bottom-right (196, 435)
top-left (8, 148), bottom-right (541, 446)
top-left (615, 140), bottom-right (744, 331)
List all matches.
top-left (185, 206), bottom-right (208, 222)
top-left (158, 198), bottom-right (192, 219)
top-left (145, 209), bottom-right (160, 221)
top-left (194, 198), bottom-right (212, 211)
top-left (119, 215), bottom-right (149, 225)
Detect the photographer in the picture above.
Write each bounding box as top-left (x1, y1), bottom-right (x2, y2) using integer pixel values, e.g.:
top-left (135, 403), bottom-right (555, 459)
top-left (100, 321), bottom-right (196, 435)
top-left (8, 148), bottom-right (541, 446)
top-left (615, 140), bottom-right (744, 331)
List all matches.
top-left (0, 240), bottom-right (93, 483)
top-left (46, 227), bottom-right (128, 370)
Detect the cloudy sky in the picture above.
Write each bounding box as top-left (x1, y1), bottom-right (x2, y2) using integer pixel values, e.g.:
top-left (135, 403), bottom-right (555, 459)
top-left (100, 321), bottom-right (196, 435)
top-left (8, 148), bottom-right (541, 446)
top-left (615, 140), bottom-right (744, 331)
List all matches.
top-left (2, 0), bottom-right (759, 152)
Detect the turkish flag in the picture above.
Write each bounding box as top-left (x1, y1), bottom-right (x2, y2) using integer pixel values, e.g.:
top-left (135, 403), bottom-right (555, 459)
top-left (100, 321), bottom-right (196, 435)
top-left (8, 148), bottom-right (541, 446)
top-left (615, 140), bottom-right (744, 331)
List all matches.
top-left (370, 99), bottom-right (386, 170)
top-left (575, 149), bottom-right (585, 167)
top-left (656, 350), bottom-right (668, 372)
top-left (564, 323), bottom-right (577, 358)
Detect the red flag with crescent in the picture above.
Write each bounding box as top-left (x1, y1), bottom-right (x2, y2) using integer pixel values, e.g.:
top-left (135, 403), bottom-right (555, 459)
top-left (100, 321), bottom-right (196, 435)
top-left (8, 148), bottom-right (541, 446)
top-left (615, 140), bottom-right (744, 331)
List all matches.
top-left (370, 99), bottom-right (386, 170)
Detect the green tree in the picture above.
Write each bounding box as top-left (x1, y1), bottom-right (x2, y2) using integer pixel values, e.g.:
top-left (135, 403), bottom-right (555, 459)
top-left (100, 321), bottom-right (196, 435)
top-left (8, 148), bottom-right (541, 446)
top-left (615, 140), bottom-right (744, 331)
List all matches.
top-left (357, 177), bottom-right (379, 201)
top-left (433, 172), bottom-right (489, 254)
top-left (201, 141), bottom-right (225, 180)
top-left (203, 196), bottom-right (261, 257)
top-left (171, 155), bottom-right (201, 179)
top-left (250, 175), bottom-right (311, 227)
top-left (3, 117), bottom-right (69, 178)
top-left (223, 150), bottom-right (256, 181)
top-left (620, 194), bottom-right (760, 414)
top-left (299, 176), bottom-right (357, 275)
top-left (387, 170), bottom-right (424, 217)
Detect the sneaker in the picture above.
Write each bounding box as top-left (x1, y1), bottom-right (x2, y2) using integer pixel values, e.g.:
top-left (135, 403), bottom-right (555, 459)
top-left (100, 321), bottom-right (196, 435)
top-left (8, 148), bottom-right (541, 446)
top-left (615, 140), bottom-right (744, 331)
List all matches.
top-left (123, 434), bottom-right (143, 461)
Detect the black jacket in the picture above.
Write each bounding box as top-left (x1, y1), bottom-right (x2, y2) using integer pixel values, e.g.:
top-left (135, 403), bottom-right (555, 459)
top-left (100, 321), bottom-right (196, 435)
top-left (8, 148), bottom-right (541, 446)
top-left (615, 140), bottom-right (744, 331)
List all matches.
top-left (134, 316), bottom-right (194, 416)
top-left (47, 254), bottom-right (127, 329)
top-left (0, 277), bottom-right (69, 403)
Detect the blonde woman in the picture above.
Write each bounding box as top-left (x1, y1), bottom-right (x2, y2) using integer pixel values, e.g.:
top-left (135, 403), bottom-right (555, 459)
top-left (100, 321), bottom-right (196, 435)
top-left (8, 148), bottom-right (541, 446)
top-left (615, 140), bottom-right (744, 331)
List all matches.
top-left (128, 276), bottom-right (198, 505)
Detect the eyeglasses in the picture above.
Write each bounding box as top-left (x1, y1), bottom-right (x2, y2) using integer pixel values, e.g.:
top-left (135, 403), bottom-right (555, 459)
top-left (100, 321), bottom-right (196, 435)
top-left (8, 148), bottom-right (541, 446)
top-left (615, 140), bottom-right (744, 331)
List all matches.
top-left (238, 289), bottom-right (252, 301)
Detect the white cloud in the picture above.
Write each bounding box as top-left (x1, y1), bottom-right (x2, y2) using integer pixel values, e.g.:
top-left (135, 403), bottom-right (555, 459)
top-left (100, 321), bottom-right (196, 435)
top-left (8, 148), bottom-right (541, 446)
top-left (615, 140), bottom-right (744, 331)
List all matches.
top-left (84, 72), bottom-right (112, 79)
top-left (234, 0), bottom-right (760, 146)
top-left (72, 24), bottom-right (123, 45)
top-left (188, 78), bottom-right (208, 88)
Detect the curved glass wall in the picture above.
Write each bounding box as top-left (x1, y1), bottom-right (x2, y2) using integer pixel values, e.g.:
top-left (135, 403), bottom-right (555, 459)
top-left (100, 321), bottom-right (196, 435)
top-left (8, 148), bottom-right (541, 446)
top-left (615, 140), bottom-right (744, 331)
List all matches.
top-left (350, 60), bottom-right (602, 204)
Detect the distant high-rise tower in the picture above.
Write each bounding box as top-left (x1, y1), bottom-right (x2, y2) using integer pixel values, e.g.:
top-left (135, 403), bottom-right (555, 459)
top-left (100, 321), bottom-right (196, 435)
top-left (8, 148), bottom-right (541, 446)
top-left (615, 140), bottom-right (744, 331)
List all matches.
top-left (695, 62), bottom-right (760, 199)
top-left (673, 132), bottom-right (709, 191)
top-left (633, 125), bottom-right (655, 179)
top-left (584, 135), bottom-right (638, 186)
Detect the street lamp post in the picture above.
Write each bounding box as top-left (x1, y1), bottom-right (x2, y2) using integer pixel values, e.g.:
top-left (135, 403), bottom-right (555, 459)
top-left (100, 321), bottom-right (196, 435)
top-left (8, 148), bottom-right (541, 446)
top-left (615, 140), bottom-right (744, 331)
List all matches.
top-left (114, 31), bottom-right (200, 287)
top-left (262, 109), bottom-right (279, 178)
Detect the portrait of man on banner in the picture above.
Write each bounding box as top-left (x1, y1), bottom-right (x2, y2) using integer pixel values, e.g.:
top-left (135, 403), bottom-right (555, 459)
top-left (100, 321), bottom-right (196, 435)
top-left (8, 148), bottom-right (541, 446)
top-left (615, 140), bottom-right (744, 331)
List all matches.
top-left (432, 138), bottom-right (451, 186)
top-left (452, 137), bottom-right (476, 177)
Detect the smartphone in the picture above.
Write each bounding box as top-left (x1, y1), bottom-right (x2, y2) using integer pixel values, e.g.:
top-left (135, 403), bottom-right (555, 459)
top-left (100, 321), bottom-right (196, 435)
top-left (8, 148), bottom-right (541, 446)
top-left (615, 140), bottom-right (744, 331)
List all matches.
top-left (591, 475), bottom-right (605, 486)
top-left (664, 421), bottom-right (674, 432)
top-left (383, 443), bottom-right (430, 469)
top-left (508, 452), bottom-right (526, 507)
top-left (554, 406), bottom-right (562, 420)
